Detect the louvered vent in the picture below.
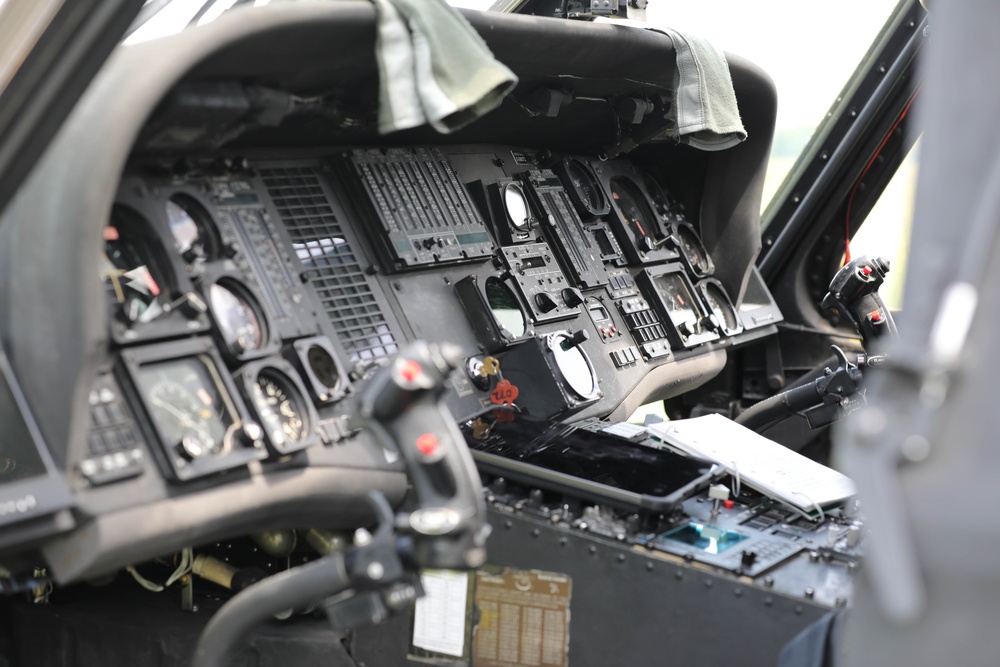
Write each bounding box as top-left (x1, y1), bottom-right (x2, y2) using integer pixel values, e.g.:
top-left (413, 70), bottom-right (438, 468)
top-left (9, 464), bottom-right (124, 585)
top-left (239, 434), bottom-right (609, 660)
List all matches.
top-left (259, 165), bottom-right (398, 362)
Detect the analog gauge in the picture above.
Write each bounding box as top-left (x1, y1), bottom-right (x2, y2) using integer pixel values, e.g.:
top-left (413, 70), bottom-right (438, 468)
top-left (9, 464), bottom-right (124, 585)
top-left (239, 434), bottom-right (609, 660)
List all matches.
top-left (656, 273), bottom-right (704, 334)
top-left (166, 195), bottom-right (220, 262)
top-left (101, 206), bottom-right (173, 324)
top-left (563, 160), bottom-right (608, 217)
top-left (610, 178), bottom-right (662, 253)
top-left (209, 281), bottom-right (266, 355)
top-left (641, 172), bottom-right (678, 219)
top-left (290, 336), bottom-right (348, 404)
top-left (306, 344), bottom-right (342, 396)
top-left (485, 277), bottom-right (527, 338)
top-left (251, 370), bottom-right (308, 450)
top-left (699, 280), bottom-right (743, 337)
top-left (548, 332), bottom-right (599, 399)
top-left (673, 223), bottom-right (713, 277)
top-left (137, 356), bottom-right (233, 459)
top-left (503, 182), bottom-right (531, 233)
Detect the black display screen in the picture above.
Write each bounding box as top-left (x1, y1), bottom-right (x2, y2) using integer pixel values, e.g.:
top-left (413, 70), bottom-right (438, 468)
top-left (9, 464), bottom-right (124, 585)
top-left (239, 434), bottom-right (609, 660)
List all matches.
top-left (0, 367), bottom-right (48, 486)
top-left (0, 351), bottom-right (74, 536)
top-left (465, 415), bottom-right (710, 498)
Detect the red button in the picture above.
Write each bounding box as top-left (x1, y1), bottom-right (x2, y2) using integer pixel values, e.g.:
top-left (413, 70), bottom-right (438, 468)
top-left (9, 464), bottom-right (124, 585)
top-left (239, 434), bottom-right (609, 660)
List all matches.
top-left (862, 265), bottom-right (872, 276)
top-left (723, 499), bottom-right (734, 510)
top-left (870, 310), bottom-right (882, 322)
top-left (416, 433), bottom-right (439, 456)
top-left (399, 360), bottom-right (423, 383)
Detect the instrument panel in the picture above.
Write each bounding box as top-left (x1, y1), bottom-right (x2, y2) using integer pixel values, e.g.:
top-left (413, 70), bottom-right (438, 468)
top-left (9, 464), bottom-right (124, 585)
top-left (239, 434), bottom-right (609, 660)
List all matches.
top-left (73, 146), bottom-right (782, 498)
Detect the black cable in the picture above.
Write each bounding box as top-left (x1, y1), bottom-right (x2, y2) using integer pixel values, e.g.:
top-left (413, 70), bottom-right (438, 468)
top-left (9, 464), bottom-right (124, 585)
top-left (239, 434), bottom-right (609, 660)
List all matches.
top-left (734, 382), bottom-right (822, 433)
top-left (784, 355), bottom-right (838, 392)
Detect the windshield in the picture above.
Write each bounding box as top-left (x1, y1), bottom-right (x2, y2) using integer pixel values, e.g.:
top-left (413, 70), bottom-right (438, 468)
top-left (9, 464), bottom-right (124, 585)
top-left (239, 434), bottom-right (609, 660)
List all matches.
top-left (642, 1), bottom-right (902, 209)
top-left (452, 1), bottom-right (905, 212)
top-left (128, 0), bottom-right (903, 213)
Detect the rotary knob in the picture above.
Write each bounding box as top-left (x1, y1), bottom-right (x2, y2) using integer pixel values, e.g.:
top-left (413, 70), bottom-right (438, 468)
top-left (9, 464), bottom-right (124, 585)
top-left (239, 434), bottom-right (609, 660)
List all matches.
top-left (534, 291), bottom-right (559, 313)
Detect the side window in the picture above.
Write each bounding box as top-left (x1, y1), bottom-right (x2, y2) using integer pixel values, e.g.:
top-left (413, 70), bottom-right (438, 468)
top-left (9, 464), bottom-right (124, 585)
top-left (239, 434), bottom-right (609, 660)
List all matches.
top-left (847, 139), bottom-right (920, 311)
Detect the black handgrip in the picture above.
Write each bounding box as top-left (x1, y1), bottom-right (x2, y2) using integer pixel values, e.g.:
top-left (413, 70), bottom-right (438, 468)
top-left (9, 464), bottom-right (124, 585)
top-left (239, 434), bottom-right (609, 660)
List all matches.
top-left (735, 382), bottom-right (823, 432)
top-left (822, 255), bottom-right (898, 348)
top-left (357, 341), bottom-right (488, 571)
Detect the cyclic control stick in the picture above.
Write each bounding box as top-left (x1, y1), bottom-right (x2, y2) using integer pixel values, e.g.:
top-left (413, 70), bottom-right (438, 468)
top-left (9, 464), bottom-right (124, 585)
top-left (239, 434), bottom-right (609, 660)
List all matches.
top-left (192, 342), bottom-right (488, 666)
top-left (822, 255), bottom-right (898, 349)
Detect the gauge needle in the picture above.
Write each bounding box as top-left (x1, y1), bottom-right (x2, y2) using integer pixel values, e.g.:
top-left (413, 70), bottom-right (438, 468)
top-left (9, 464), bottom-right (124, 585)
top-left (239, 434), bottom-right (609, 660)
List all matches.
top-left (150, 395), bottom-right (190, 425)
top-left (633, 218), bottom-right (647, 238)
top-left (150, 395), bottom-right (213, 443)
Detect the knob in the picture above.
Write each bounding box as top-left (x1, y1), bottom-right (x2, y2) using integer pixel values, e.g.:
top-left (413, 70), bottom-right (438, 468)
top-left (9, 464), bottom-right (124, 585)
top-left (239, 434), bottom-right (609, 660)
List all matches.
top-left (561, 287), bottom-right (584, 307)
top-left (534, 291), bottom-right (559, 313)
top-left (240, 422), bottom-right (263, 448)
top-left (559, 329), bottom-right (589, 351)
top-left (180, 433), bottom-right (209, 460)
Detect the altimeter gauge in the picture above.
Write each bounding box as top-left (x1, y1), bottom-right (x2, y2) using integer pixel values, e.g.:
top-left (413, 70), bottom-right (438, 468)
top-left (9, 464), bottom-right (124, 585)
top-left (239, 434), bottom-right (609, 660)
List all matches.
top-left (698, 278), bottom-right (743, 337)
top-left (240, 361), bottom-right (319, 456)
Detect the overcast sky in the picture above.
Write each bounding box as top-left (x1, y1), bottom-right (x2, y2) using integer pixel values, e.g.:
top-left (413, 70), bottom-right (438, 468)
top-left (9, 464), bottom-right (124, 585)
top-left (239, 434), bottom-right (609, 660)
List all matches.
top-left (451, 0), bottom-right (902, 136)
top-left (644, 0), bottom-right (902, 133)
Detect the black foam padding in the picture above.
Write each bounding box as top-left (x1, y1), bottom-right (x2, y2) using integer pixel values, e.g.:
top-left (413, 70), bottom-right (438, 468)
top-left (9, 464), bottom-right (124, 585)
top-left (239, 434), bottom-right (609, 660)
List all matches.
top-left (3, 582), bottom-right (355, 667)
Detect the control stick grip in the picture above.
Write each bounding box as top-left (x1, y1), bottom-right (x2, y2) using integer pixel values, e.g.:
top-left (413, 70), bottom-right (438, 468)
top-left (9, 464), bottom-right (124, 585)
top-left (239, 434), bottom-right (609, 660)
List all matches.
top-left (357, 342), bottom-right (488, 570)
top-left (822, 255), bottom-right (898, 348)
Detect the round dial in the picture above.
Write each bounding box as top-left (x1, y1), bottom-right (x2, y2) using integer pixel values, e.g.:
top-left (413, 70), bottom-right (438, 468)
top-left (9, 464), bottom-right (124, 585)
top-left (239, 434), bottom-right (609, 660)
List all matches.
top-left (503, 183), bottom-right (531, 232)
top-left (209, 282), bottom-right (266, 354)
top-left (565, 160), bottom-right (606, 215)
top-left (306, 344), bottom-right (342, 395)
top-left (655, 273), bottom-right (703, 335)
top-left (101, 208), bottom-right (172, 324)
top-left (701, 280), bottom-right (742, 336)
top-left (610, 178), bottom-right (661, 252)
top-left (674, 224), bottom-right (712, 276)
top-left (138, 357), bottom-right (232, 458)
top-left (166, 195), bottom-right (220, 261)
top-left (252, 370), bottom-right (308, 449)
top-left (549, 333), bottom-right (599, 399)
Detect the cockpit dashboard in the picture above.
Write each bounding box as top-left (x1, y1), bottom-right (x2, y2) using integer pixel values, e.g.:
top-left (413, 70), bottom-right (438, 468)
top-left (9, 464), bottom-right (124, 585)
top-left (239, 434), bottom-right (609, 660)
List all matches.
top-left (0, 0), bottom-right (787, 611)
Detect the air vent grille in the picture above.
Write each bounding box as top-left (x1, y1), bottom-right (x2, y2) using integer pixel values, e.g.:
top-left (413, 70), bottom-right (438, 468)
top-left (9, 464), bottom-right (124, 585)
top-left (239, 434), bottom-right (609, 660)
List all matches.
top-left (259, 165), bottom-right (398, 362)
